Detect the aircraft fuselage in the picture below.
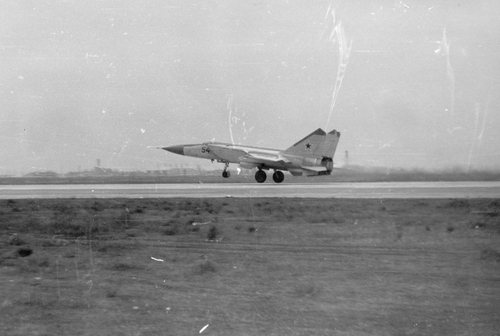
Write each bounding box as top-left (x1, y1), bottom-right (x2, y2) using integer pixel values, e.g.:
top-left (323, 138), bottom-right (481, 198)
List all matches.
top-left (161, 128), bottom-right (340, 183)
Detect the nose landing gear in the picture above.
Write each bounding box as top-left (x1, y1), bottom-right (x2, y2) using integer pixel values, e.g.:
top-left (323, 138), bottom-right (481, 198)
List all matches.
top-left (222, 162), bottom-right (230, 178)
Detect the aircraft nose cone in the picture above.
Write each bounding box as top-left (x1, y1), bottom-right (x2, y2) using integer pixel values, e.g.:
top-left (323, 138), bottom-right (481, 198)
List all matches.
top-left (163, 145), bottom-right (185, 156)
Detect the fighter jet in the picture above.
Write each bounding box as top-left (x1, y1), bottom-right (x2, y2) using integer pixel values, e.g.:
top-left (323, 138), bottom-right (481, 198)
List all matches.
top-left (162, 128), bottom-right (340, 183)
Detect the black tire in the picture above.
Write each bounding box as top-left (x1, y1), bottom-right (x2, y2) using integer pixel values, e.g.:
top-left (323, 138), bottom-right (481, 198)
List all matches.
top-left (272, 171), bottom-right (284, 183)
top-left (222, 171), bottom-right (230, 178)
top-left (255, 170), bottom-right (267, 183)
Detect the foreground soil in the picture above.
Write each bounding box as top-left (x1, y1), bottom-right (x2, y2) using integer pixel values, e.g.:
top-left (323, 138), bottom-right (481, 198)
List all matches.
top-left (1, 198), bottom-right (499, 336)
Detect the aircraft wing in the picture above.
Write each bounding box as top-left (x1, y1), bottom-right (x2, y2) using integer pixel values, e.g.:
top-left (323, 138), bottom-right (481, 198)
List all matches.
top-left (239, 152), bottom-right (290, 166)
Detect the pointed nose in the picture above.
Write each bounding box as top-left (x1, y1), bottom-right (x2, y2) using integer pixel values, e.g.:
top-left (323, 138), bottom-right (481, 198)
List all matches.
top-left (163, 145), bottom-right (185, 156)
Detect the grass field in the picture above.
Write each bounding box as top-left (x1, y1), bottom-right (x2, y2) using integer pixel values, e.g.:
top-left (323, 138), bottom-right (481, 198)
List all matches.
top-left (1, 198), bottom-right (499, 335)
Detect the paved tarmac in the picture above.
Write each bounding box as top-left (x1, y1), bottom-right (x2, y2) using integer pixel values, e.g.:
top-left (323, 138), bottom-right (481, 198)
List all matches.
top-left (0, 181), bottom-right (499, 199)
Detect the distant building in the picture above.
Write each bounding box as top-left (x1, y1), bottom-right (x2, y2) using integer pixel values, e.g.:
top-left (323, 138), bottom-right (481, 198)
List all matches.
top-left (24, 171), bottom-right (60, 177)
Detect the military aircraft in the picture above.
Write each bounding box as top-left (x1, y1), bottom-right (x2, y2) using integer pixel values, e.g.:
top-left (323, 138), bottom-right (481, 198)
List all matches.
top-left (162, 128), bottom-right (340, 183)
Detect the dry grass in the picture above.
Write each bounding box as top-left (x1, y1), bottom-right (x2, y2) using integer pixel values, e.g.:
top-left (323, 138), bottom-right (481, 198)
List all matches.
top-left (0, 198), bottom-right (499, 335)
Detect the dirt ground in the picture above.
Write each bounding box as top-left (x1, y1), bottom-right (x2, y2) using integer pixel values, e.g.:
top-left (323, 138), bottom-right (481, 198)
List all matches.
top-left (1, 198), bottom-right (499, 335)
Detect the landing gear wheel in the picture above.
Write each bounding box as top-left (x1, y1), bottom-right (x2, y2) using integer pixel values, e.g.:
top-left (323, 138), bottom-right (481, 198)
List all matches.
top-left (272, 171), bottom-right (284, 183)
top-left (255, 170), bottom-right (267, 183)
top-left (222, 162), bottom-right (230, 178)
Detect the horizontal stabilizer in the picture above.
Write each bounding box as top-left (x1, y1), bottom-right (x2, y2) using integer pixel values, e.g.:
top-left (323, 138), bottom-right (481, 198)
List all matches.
top-left (300, 166), bottom-right (327, 172)
top-left (299, 166), bottom-right (332, 176)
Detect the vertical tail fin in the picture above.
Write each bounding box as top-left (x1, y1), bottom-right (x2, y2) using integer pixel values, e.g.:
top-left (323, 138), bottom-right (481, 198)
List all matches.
top-left (284, 128), bottom-right (341, 158)
top-left (317, 129), bottom-right (341, 158)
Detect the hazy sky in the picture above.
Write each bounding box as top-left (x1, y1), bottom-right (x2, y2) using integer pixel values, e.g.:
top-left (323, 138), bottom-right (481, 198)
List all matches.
top-left (1, 0), bottom-right (499, 174)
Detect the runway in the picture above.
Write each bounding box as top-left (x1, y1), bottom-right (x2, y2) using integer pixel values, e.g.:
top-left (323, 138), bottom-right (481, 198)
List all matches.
top-left (0, 181), bottom-right (499, 199)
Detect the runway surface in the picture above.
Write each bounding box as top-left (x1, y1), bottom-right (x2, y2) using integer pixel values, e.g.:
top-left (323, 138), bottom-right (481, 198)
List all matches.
top-left (0, 181), bottom-right (499, 199)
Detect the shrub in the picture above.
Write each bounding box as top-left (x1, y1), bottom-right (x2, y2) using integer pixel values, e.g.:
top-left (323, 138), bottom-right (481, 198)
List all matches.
top-left (207, 226), bottom-right (219, 241)
top-left (162, 218), bottom-right (186, 236)
top-left (472, 221), bottom-right (487, 229)
top-left (90, 202), bottom-right (104, 212)
top-left (116, 211), bottom-right (132, 229)
top-left (106, 262), bottom-right (143, 271)
top-left (52, 213), bottom-right (97, 237)
top-left (480, 248), bottom-right (500, 262)
top-left (488, 200), bottom-right (500, 209)
top-left (125, 229), bottom-right (141, 237)
top-left (446, 200), bottom-right (470, 209)
top-left (9, 235), bottom-right (26, 246)
top-left (17, 247), bottom-right (33, 257)
top-left (194, 260), bottom-right (217, 275)
top-left (106, 288), bottom-right (118, 298)
top-left (96, 241), bottom-right (136, 253)
top-left (163, 227), bottom-right (178, 236)
top-left (308, 213), bottom-right (345, 224)
top-left (294, 283), bottom-right (319, 298)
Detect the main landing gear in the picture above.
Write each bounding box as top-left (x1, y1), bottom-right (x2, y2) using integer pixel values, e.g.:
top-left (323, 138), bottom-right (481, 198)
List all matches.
top-left (272, 170), bottom-right (284, 183)
top-left (255, 170), bottom-right (266, 183)
top-left (222, 162), bottom-right (230, 178)
top-left (221, 164), bottom-right (285, 184)
top-left (254, 169), bottom-right (285, 183)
